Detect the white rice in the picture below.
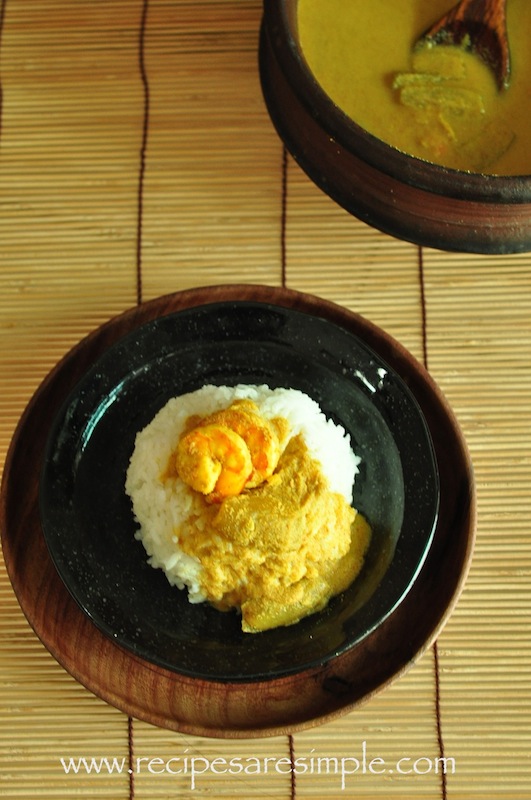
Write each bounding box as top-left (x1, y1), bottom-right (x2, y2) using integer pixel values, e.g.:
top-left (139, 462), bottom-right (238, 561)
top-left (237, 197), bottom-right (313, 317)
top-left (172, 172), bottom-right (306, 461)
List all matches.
top-left (125, 384), bottom-right (361, 604)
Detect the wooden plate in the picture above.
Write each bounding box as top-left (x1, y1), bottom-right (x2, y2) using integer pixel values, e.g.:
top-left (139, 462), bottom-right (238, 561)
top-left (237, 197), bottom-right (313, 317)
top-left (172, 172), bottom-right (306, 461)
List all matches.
top-left (0, 285), bottom-right (476, 738)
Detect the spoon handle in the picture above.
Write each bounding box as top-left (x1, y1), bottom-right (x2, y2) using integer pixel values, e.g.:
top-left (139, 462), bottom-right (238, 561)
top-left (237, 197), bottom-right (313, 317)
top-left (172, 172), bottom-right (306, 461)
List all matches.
top-left (436, 0), bottom-right (507, 30)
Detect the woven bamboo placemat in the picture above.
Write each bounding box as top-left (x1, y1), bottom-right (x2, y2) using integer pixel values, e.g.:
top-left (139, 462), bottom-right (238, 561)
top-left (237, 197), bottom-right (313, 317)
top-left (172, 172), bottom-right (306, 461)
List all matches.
top-left (1, 1), bottom-right (530, 798)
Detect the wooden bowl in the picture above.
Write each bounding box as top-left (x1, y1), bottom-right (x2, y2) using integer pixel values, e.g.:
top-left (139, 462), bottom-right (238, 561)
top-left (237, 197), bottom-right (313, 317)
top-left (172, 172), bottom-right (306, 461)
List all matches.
top-left (0, 285), bottom-right (475, 737)
top-left (259, 0), bottom-right (531, 254)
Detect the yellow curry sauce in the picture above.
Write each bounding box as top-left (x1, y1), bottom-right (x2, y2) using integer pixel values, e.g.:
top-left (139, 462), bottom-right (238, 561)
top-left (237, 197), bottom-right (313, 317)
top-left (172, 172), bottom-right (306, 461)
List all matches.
top-left (298, 0), bottom-right (531, 174)
top-left (171, 402), bottom-right (370, 633)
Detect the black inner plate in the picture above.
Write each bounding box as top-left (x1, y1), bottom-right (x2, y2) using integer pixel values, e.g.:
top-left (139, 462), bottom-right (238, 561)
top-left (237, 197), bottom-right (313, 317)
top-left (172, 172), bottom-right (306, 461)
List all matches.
top-left (39, 301), bottom-right (439, 681)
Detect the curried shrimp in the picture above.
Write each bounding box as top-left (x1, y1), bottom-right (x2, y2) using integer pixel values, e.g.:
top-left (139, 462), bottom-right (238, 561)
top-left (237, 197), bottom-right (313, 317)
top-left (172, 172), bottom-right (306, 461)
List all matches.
top-left (174, 400), bottom-right (288, 502)
top-left (175, 423), bottom-right (252, 501)
top-left (199, 399), bottom-right (285, 488)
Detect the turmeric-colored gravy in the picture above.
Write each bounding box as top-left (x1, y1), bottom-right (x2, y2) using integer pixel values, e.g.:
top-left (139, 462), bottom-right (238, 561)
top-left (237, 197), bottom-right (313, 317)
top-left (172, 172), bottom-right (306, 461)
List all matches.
top-left (178, 434), bottom-right (371, 633)
top-left (298, 0), bottom-right (531, 174)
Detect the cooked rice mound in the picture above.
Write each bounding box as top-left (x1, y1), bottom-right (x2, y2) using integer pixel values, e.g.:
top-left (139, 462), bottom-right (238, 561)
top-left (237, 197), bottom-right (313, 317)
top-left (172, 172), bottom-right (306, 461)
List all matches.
top-left (125, 384), bottom-right (367, 632)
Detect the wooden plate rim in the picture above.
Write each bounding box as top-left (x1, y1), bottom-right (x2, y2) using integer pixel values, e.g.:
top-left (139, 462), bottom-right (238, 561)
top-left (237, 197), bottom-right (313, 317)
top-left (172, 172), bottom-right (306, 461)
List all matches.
top-left (0, 284), bottom-right (476, 738)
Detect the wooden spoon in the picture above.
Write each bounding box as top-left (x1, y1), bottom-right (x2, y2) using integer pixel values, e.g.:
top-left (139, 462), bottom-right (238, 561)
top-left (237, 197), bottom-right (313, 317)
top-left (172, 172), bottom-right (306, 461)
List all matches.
top-left (415, 0), bottom-right (510, 90)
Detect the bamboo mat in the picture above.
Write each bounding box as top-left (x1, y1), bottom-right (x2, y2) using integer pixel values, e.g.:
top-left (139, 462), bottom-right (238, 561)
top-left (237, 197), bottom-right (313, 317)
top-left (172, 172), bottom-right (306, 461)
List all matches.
top-left (1, 1), bottom-right (530, 798)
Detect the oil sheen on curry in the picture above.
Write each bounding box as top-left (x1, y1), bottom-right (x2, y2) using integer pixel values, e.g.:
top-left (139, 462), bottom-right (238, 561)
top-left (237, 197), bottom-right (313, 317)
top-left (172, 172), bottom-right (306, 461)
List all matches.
top-left (125, 385), bottom-right (371, 634)
top-left (298, 0), bottom-right (531, 174)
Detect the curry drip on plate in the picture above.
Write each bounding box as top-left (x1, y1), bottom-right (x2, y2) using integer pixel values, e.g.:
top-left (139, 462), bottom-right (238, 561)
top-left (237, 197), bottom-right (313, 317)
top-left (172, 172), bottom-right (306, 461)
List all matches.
top-left (168, 400), bottom-right (371, 633)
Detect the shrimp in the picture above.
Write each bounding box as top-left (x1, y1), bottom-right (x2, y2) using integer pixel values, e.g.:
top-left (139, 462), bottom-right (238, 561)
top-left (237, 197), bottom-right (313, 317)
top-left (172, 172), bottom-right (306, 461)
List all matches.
top-left (174, 399), bottom-right (288, 502)
top-left (175, 423), bottom-right (252, 501)
top-left (197, 399), bottom-right (284, 488)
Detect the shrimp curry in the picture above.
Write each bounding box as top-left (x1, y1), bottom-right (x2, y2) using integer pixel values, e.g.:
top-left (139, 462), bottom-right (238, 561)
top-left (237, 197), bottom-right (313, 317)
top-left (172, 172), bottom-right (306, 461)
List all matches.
top-left (168, 399), bottom-right (371, 633)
